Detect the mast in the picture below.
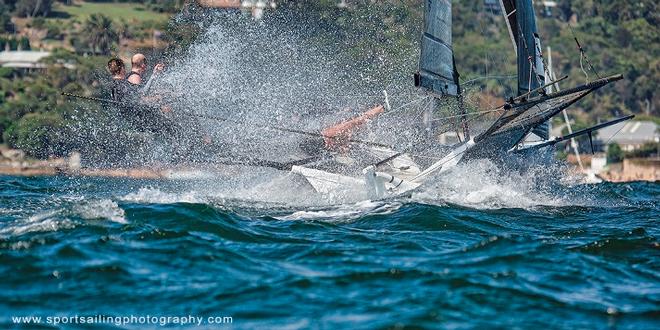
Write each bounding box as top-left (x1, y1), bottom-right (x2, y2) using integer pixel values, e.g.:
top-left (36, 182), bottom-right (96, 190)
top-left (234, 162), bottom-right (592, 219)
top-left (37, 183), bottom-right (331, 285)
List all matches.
top-left (500, 0), bottom-right (549, 140)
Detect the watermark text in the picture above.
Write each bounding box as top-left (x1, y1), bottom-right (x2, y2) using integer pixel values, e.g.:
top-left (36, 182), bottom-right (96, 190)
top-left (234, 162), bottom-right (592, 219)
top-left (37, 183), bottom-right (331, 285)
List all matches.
top-left (11, 314), bottom-right (233, 327)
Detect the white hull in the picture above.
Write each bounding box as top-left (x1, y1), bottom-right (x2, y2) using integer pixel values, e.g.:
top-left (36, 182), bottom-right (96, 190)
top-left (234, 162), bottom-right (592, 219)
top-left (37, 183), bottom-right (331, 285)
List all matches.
top-left (291, 141), bottom-right (475, 200)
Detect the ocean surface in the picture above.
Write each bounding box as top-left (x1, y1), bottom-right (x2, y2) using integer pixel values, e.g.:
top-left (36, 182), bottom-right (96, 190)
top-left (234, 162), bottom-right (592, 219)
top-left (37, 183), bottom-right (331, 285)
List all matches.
top-left (0, 174), bottom-right (658, 329)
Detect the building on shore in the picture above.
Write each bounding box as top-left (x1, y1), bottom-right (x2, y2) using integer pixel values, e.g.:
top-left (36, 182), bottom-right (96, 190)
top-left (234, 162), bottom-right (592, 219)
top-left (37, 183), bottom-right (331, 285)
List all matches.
top-left (195, 0), bottom-right (276, 19)
top-left (596, 120), bottom-right (658, 152)
top-left (0, 50), bottom-right (75, 74)
top-left (567, 119), bottom-right (659, 182)
top-left (0, 50), bottom-right (51, 71)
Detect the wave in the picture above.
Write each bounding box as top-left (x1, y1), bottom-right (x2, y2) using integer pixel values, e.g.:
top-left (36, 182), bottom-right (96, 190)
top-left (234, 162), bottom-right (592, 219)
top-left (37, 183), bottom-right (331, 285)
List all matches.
top-left (74, 199), bottom-right (126, 224)
top-left (121, 187), bottom-right (205, 204)
top-left (0, 198), bottom-right (127, 238)
top-left (275, 200), bottom-right (403, 222)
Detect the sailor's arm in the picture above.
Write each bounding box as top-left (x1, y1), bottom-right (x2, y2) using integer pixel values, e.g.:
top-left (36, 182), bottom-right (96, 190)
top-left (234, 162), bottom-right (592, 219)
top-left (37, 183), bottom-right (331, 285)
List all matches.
top-left (321, 105), bottom-right (384, 151)
top-left (321, 105), bottom-right (384, 138)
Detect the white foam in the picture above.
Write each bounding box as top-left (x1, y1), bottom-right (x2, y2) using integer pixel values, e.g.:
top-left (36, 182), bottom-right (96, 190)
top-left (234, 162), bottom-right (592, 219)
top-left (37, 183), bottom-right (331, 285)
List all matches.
top-left (75, 199), bottom-right (127, 224)
top-left (0, 209), bottom-right (75, 237)
top-left (121, 187), bottom-right (204, 204)
top-left (414, 159), bottom-right (570, 210)
top-left (277, 200), bottom-right (401, 222)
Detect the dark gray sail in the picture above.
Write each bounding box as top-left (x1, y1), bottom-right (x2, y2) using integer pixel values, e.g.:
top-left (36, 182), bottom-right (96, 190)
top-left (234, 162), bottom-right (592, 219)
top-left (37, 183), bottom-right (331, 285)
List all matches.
top-left (415, 0), bottom-right (458, 96)
top-left (500, 0), bottom-right (549, 139)
top-left (515, 1), bottom-right (542, 94)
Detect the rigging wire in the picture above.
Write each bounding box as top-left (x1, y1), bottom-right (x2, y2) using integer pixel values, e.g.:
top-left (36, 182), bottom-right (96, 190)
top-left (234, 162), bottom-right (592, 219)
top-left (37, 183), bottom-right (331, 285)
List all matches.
top-left (579, 54), bottom-right (589, 83)
top-left (429, 107), bottom-right (504, 122)
top-left (461, 75), bottom-right (517, 85)
top-left (475, 3), bottom-right (516, 101)
top-left (379, 94), bottom-right (432, 117)
top-left (603, 122), bottom-right (626, 146)
top-left (567, 23), bottom-right (603, 81)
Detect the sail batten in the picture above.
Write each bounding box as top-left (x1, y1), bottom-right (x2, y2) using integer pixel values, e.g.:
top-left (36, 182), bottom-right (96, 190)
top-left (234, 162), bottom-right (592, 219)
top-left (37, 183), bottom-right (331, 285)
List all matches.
top-left (416, 0), bottom-right (457, 96)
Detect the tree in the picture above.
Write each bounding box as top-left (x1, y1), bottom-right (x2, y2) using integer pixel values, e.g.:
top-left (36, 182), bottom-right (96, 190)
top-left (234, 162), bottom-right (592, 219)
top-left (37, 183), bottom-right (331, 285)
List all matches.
top-left (0, 3), bottom-right (12, 33)
top-left (18, 36), bottom-right (30, 50)
top-left (3, 112), bottom-right (68, 158)
top-left (13, 0), bottom-right (54, 18)
top-left (82, 14), bottom-right (118, 55)
top-left (606, 143), bottom-right (623, 164)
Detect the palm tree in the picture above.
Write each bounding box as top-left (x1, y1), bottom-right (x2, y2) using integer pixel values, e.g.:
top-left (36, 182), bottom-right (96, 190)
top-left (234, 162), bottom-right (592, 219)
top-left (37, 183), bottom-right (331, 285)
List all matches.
top-left (83, 14), bottom-right (118, 55)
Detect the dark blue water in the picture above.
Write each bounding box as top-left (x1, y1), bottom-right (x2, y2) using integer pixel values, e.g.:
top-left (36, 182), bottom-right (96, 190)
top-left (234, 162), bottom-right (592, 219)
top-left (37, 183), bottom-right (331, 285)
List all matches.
top-left (1, 175), bottom-right (658, 329)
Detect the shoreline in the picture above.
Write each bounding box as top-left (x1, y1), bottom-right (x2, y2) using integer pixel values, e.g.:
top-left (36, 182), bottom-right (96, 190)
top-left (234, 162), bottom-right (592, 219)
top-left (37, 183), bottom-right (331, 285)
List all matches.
top-left (1, 147), bottom-right (657, 182)
top-left (0, 164), bottom-right (168, 179)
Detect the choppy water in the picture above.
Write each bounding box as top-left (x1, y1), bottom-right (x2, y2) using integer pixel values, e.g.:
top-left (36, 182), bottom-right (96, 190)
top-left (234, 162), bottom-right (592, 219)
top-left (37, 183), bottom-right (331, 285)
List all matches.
top-left (1, 174), bottom-right (658, 329)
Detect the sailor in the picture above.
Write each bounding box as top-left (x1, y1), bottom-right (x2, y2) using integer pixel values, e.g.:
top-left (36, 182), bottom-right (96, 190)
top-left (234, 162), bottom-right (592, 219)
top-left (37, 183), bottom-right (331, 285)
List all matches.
top-left (299, 105), bottom-right (384, 156)
top-left (127, 53), bottom-right (164, 86)
top-left (103, 54), bottom-right (171, 135)
top-left (321, 105), bottom-right (384, 152)
top-left (106, 58), bottom-right (129, 102)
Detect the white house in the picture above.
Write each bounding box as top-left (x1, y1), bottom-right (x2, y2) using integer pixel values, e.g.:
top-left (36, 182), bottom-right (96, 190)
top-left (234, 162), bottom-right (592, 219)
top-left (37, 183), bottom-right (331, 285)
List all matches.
top-left (0, 50), bottom-right (51, 70)
top-left (597, 121), bottom-right (659, 151)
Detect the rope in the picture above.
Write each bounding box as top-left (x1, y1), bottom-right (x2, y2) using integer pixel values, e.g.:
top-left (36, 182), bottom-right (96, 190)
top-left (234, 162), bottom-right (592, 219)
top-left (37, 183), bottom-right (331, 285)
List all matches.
top-left (429, 107), bottom-right (504, 122)
top-left (579, 54), bottom-right (589, 83)
top-left (568, 23), bottom-right (602, 81)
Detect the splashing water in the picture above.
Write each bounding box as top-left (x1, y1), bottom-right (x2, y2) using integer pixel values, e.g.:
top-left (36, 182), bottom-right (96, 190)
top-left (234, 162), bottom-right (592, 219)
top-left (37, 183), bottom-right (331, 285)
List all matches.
top-left (414, 158), bottom-right (577, 209)
top-left (1, 175), bottom-right (657, 329)
top-left (52, 8), bottom-right (624, 216)
top-left (124, 10), bottom-right (436, 168)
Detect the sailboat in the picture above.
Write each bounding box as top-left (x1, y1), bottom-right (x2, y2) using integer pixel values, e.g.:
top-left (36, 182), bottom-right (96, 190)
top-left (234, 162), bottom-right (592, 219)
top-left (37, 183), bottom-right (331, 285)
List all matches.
top-left (290, 0), bottom-right (633, 200)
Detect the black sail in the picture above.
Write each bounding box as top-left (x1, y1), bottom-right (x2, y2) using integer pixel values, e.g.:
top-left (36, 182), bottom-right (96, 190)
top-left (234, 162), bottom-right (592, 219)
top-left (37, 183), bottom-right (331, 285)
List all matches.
top-left (501, 0), bottom-right (549, 139)
top-left (515, 0), bottom-right (542, 94)
top-left (415, 0), bottom-right (458, 97)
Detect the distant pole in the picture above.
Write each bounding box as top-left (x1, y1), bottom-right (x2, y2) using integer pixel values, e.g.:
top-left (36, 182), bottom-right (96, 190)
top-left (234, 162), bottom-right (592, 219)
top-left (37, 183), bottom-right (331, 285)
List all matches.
top-left (548, 46), bottom-right (584, 172)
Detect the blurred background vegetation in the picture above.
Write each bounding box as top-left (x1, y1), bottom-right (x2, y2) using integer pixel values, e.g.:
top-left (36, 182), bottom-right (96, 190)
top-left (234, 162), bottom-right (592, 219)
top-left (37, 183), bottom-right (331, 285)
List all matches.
top-left (0, 0), bottom-right (657, 159)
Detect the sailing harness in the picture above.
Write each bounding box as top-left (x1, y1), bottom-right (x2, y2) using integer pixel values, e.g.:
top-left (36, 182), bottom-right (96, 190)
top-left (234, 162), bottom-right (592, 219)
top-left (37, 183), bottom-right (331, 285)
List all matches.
top-left (125, 71), bottom-right (142, 84)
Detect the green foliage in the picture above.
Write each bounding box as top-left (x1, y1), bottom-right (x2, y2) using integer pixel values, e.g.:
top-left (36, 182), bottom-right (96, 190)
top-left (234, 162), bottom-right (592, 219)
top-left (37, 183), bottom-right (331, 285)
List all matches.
top-left (625, 142), bottom-right (659, 159)
top-left (44, 22), bottom-right (63, 40)
top-left (3, 112), bottom-right (68, 158)
top-left (606, 143), bottom-right (623, 164)
top-left (18, 36), bottom-right (30, 50)
top-left (13, 0), bottom-right (54, 18)
top-left (30, 16), bottom-right (46, 28)
top-left (0, 3), bottom-right (12, 33)
top-left (540, 0), bottom-right (658, 120)
top-left (79, 14), bottom-right (118, 55)
top-left (0, 67), bottom-right (13, 79)
top-left (143, 0), bottom-right (182, 14)
top-left (54, 1), bottom-right (169, 22)
top-left (1, 36), bottom-right (31, 51)
top-left (0, 37), bottom-right (19, 50)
